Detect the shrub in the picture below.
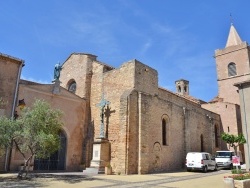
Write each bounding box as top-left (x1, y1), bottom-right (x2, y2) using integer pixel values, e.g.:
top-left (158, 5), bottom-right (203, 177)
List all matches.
top-left (106, 163), bottom-right (111, 168)
top-left (231, 169), bottom-right (244, 174)
top-left (224, 173), bottom-right (250, 180)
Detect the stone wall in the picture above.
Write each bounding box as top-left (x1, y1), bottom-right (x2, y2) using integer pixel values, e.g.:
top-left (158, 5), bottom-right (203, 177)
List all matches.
top-left (135, 88), bottom-right (221, 174)
top-left (90, 61), bottom-right (138, 173)
top-left (90, 59), bottom-right (221, 174)
top-left (59, 54), bottom-right (222, 174)
top-left (0, 54), bottom-right (23, 171)
top-left (202, 102), bottom-right (242, 150)
top-left (60, 53), bottom-right (97, 98)
top-left (0, 54), bottom-right (23, 118)
top-left (122, 90), bottom-right (139, 174)
top-left (60, 53), bottom-right (103, 166)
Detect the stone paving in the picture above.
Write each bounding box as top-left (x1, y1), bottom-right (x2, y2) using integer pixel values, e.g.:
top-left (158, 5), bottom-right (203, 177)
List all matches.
top-left (0, 169), bottom-right (231, 188)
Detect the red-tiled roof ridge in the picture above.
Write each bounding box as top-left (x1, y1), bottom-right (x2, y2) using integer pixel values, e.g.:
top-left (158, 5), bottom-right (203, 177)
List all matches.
top-left (158, 86), bottom-right (207, 105)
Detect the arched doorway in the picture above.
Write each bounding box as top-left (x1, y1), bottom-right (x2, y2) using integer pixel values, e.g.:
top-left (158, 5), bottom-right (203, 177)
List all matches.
top-left (34, 131), bottom-right (67, 170)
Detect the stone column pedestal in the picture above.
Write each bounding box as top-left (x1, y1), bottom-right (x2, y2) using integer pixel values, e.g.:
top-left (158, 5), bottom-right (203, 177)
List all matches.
top-left (52, 79), bottom-right (61, 94)
top-left (90, 138), bottom-right (110, 174)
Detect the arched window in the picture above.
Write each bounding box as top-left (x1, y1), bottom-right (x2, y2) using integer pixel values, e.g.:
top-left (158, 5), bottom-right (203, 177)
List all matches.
top-left (184, 86), bottom-right (187, 92)
top-left (162, 119), bottom-right (167, 145)
top-left (214, 124), bottom-right (219, 148)
top-left (68, 80), bottom-right (76, 93)
top-left (200, 134), bottom-right (204, 152)
top-left (178, 86), bottom-right (181, 92)
top-left (228, 62), bottom-right (237, 77)
top-left (162, 115), bottom-right (169, 146)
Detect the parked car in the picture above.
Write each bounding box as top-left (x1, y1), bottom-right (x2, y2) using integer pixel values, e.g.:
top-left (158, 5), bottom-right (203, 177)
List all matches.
top-left (186, 152), bottom-right (217, 172)
top-left (215, 151), bottom-right (236, 169)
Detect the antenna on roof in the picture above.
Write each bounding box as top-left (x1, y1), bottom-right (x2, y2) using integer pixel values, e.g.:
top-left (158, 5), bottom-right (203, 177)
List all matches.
top-left (230, 13), bottom-right (233, 25)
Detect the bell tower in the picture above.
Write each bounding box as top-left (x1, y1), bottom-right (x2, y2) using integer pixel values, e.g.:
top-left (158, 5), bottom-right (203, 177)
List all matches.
top-left (215, 24), bottom-right (250, 105)
top-left (175, 79), bottom-right (189, 95)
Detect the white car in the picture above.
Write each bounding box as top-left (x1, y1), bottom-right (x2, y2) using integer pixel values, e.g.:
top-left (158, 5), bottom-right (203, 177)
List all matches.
top-left (215, 151), bottom-right (236, 169)
top-left (186, 152), bottom-right (217, 172)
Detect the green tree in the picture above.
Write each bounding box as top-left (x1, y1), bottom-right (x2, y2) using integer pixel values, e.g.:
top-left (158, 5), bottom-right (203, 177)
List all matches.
top-left (0, 98), bottom-right (11, 158)
top-left (221, 133), bottom-right (246, 154)
top-left (0, 116), bottom-right (17, 157)
top-left (0, 99), bottom-right (63, 178)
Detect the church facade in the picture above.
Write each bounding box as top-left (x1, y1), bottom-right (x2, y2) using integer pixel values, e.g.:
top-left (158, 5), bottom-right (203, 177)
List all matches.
top-left (1, 24), bottom-right (249, 174)
top-left (59, 54), bottom-right (222, 174)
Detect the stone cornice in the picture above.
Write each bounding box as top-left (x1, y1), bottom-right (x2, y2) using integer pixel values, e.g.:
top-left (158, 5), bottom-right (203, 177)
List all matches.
top-left (0, 52), bottom-right (25, 66)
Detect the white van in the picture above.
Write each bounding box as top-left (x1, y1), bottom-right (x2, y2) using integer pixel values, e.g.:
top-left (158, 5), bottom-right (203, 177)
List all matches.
top-left (215, 151), bottom-right (236, 169)
top-left (186, 152), bottom-right (217, 172)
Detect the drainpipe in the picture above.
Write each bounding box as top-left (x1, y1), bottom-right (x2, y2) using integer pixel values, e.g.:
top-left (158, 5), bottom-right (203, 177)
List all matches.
top-left (5, 60), bottom-right (24, 172)
top-left (138, 92), bottom-right (142, 174)
top-left (11, 60), bottom-right (24, 118)
top-left (183, 107), bottom-right (187, 165)
top-left (206, 114), bottom-right (214, 153)
top-left (125, 94), bottom-right (129, 174)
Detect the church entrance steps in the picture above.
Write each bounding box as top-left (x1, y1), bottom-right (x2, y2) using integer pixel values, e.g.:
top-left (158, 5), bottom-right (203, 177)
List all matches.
top-left (83, 167), bottom-right (104, 175)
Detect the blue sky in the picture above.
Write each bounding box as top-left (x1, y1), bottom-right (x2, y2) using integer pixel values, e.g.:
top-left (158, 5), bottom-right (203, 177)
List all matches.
top-left (1, 0), bottom-right (250, 102)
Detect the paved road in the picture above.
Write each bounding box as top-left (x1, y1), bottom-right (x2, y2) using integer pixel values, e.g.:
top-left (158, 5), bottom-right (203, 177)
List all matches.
top-left (0, 169), bottom-right (231, 188)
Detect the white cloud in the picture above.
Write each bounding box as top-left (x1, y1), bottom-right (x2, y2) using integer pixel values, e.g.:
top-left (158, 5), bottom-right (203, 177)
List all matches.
top-left (21, 75), bottom-right (50, 84)
top-left (139, 40), bottom-right (152, 56)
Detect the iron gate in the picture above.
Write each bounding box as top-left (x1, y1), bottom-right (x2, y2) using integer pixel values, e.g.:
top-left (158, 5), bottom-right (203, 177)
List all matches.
top-left (34, 131), bottom-right (67, 171)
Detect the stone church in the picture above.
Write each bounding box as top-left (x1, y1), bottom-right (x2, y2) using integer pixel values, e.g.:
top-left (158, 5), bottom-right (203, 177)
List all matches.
top-left (0, 23), bottom-right (249, 174)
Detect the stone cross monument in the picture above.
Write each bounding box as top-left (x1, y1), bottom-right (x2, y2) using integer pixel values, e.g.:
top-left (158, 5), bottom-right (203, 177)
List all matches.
top-left (89, 74), bottom-right (111, 174)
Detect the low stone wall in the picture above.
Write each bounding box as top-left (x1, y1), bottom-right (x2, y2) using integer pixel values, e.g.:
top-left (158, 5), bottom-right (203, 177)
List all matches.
top-left (235, 179), bottom-right (250, 188)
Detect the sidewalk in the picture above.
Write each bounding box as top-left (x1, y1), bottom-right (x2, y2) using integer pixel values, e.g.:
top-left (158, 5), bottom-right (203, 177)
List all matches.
top-left (0, 170), bottom-right (231, 188)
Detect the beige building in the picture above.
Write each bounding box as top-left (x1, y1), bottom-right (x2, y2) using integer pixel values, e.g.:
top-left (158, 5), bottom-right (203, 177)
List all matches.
top-left (0, 53), bottom-right (24, 118)
top-left (1, 23), bottom-right (249, 174)
top-left (10, 80), bottom-right (87, 171)
top-left (202, 24), bottom-right (250, 160)
top-left (0, 53), bottom-right (87, 172)
top-left (0, 53), bottom-right (24, 171)
top-left (235, 80), bottom-right (250, 170)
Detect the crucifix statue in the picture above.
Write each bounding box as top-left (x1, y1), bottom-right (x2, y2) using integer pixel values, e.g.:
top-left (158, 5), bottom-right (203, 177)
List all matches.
top-left (96, 94), bottom-right (110, 138)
